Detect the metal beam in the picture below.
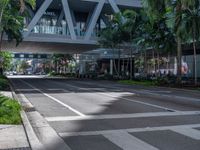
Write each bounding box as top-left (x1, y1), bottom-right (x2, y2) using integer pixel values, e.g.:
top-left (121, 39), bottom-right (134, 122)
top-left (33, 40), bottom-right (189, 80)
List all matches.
top-left (61, 0), bottom-right (76, 40)
top-left (23, 0), bottom-right (53, 37)
top-left (84, 0), bottom-right (106, 40)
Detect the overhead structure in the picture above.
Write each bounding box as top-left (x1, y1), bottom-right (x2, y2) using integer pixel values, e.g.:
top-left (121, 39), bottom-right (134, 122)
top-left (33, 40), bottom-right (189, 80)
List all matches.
top-left (2, 0), bottom-right (141, 53)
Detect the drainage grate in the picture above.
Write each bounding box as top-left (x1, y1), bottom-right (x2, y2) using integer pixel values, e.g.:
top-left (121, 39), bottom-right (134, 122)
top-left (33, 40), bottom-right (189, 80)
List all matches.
top-left (166, 109), bottom-right (175, 112)
top-left (24, 107), bottom-right (36, 112)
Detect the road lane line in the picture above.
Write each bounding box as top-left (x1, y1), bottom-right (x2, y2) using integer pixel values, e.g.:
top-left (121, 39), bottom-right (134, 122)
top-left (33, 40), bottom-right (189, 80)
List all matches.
top-left (171, 127), bottom-right (200, 140)
top-left (59, 124), bottom-right (200, 137)
top-left (99, 92), bottom-right (178, 112)
top-left (45, 111), bottom-right (200, 122)
top-left (19, 79), bottom-right (85, 117)
top-left (61, 82), bottom-right (179, 112)
top-left (103, 131), bottom-right (159, 150)
top-left (75, 81), bottom-right (200, 102)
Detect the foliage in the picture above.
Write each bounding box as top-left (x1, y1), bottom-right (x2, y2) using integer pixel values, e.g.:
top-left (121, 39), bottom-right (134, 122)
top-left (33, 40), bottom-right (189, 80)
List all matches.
top-left (0, 77), bottom-right (9, 91)
top-left (52, 54), bottom-right (75, 74)
top-left (0, 94), bottom-right (21, 124)
top-left (18, 60), bottom-right (29, 73)
top-left (0, 51), bottom-right (12, 71)
top-left (0, 0), bottom-right (36, 47)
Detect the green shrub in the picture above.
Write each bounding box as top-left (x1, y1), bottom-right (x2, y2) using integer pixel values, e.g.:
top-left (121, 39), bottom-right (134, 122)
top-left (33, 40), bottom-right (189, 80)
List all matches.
top-left (0, 77), bottom-right (10, 91)
top-left (0, 94), bottom-right (21, 124)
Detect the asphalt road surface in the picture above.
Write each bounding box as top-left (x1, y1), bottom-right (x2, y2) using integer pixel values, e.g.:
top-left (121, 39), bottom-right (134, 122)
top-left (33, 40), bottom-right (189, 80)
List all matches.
top-left (10, 76), bottom-right (200, 150)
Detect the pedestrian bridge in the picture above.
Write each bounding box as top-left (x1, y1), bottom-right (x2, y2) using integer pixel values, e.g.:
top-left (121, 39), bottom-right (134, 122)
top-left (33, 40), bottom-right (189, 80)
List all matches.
top-left (2, 0), bottom-right (141, 54)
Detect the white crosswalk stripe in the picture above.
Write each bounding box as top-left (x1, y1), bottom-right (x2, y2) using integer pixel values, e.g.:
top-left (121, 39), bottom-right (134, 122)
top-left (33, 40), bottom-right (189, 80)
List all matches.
top-left (103, 131), bottom-right (159, 150)
top-left (171, 127), bottom-right (200, 140)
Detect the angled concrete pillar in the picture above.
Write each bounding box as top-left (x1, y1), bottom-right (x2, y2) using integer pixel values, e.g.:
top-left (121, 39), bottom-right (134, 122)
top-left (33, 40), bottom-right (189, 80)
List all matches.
top-left (108, 0), bottom-right (120, 13)
top-left (85, 11), bottom-right (93, 29)
top-left (56, 10), bottom-right (64, 26)
top-left (84, 0), bottom-right (106, 40)
top-left (23, 0), bottom-right (53, 37)
top-left (61, 0), bottom-right (76, 40)
top-left (70, 9), bottom-right (76, 26)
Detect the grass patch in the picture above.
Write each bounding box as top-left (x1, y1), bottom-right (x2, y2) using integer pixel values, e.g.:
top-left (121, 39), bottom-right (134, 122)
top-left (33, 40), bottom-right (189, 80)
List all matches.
top-left (0, 75), bottom-right (10, 91)
top-left (118, 80), bottom-right (156, 86)
top-left (0, 94), bottom-right (21, 124)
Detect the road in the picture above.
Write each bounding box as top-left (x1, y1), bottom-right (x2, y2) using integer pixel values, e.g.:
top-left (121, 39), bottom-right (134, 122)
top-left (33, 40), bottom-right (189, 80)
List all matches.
top-left (10, 76), bottom-right (200, 150)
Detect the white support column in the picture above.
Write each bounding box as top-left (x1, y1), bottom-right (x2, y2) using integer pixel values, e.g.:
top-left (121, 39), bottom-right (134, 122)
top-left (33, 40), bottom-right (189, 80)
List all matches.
top-left (70, 9), bottom-right (76, 27)
top-left (110, 59), bottom-right (113, 75)
top-left (61, 0), bottom-right (76, 40)
top-left (85, 11), bottom-right (93, 29)
top-left (23, 0), bottom-right (53, 37)
top-left (84, 0), bottom-right (105, 40)
top-left (108, 0), bottom-right (120, 13)
top-left (56, 10), bottom-right (64, 26)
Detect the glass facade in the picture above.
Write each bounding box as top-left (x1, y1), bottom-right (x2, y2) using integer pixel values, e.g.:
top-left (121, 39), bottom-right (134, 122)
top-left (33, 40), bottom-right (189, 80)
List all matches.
top-left (31, 10), bottom-right (107, 37)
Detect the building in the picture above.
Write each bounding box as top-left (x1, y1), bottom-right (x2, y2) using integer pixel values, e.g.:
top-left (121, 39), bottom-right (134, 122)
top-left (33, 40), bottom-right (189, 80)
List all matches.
top-left (2, 0), bottom-right (141, 54)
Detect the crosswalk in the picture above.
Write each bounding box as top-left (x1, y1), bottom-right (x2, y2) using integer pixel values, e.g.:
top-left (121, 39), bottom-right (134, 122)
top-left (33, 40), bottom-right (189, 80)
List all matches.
top-left (60, 124), bottom-right (200, 150)
top-left (103, 131), bottom-right (159, 150)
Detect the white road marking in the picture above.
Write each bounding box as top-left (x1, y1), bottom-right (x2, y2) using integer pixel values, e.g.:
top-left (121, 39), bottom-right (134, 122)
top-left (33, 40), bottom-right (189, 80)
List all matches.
top-left (62, 82), bottom-right (179, 112)
top-left (103, 131), bottom-right (159, 150)
top-left (45, 111), bottom-right (200, 122)
top-left (171, 127), bottom-right (200, 140)
top-left (99, 92), bottom-right (178, 112)
top-left (19, 79), bottom-right (85, 117)
top-left (59, 124), bottom-right (200, 137)
top-left (76, 81), bottom-right (200, 102)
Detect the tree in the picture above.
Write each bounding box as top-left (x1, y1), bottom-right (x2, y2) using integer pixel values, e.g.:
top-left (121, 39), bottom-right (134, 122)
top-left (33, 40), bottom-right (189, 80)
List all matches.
top-left (181, 0), bottom-right (200, 85)
top-left (52, 54), bottom-right (75, 74)
top-left (0, 51), bottom-right (12, 72)
top-left (19, 60), bottom-right (29, 73)
top-left (99, 25), bottom-right (122, 78)
top-left (121, 10), bottom-right (140, 79)
top-left (0, 0), bottom-right (35, 74)
top-left (142, 0), bottom-right (190, 84)
top-left (0, 0), bottom-right (35, 48)
top-left (140, 3), bottom-right (175, 78)
top-left (99, 10), bottom-right (141, 79)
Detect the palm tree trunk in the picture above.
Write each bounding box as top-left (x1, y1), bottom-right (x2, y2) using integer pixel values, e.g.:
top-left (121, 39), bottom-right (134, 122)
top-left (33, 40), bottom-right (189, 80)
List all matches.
top-left (112, 48), bottom-right (119, 77)
top-left (144, 51), bottom-right (147, 78)
top-left (130, 49), bottom-right (133, 80)
top-left (0, 31), bottom-right (3, 75)
top-left (0, 31), bottom-right (3, 51)
top-left (118, 49), bottom-right (120, 78)
top-left (157, 52), bottom-right (160, 77)
top-left (193, 40), bottom-right (197, 85)
top-left (177, 37), bottom-right (182, 85)
top-left (152, 50), bottom-right (156, 75)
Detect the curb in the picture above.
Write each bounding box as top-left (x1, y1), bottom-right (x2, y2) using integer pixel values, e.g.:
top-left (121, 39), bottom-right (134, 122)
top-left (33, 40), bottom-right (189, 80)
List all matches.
top-left (9, 81), bottom-right (44, 150)
top-left (9, 79), bottom-right (71, 150)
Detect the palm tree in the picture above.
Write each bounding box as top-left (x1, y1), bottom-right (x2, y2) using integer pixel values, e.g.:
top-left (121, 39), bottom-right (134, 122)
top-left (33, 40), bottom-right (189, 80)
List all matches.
top-left (181, 0), bottom-right (200, 85)
top-left (143, 0), bottom-right (190, 84)
top-left (0, 0), bottom-right (35, 49)
top-left (0, 0), bottom-right (35, 75)
top-left (122, 10), bottom-right (139, 79)
top-left (99, 26), bottom-right (122, 78)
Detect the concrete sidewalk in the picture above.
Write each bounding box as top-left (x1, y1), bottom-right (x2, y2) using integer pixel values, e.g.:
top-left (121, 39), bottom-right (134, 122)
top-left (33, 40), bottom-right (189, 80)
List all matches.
top-left (0, 125), bottom-right (30, 150)
top-left (0, 91), bottom-right (31, 150)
